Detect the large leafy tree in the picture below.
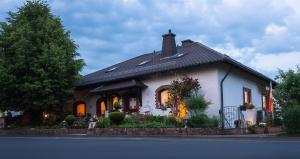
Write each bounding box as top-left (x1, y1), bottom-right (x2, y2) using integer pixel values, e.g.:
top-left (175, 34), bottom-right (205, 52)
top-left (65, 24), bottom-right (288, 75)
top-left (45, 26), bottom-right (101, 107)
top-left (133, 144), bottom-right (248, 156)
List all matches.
top-left (0, 1), bottom-right (84, 122)
top-left (274, 66), bottom-right (300, 110)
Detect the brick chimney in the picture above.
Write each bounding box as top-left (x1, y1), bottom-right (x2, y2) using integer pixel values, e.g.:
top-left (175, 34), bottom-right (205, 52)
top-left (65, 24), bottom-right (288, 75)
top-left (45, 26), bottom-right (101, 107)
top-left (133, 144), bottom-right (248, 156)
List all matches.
top-left (161, 29), bottom-right (177, 57)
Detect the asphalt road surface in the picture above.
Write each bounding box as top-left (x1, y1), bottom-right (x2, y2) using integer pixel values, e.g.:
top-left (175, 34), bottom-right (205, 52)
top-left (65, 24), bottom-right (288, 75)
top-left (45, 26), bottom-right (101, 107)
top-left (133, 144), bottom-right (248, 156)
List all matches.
top-left (0, 136), bottom-right (300, 159)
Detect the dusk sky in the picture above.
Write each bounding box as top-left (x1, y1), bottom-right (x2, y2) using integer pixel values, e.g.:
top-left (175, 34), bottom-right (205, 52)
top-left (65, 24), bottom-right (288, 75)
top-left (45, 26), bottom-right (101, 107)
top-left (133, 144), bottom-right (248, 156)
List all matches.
top-left (1, 0), bottom-right (300, 78)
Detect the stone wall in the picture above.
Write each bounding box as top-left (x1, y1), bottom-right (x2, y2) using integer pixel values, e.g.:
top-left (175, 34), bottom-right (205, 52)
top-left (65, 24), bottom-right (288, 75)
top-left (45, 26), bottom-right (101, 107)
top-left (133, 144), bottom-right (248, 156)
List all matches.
top-left (0, 128), bottom-right (226, 137)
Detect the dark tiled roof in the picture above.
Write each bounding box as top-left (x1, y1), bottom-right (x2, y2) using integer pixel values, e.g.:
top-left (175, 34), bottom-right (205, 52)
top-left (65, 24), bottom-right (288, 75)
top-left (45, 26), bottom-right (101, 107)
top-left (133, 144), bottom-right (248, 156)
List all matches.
top-left (90, 80), bottom-right (147, 94)
top-left (78, 42), bottom-right (274, 87)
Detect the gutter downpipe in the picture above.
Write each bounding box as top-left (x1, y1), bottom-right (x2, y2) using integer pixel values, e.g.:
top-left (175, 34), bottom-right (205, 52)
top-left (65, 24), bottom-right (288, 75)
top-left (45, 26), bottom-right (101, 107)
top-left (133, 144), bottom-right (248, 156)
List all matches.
top-left (220, 65), bottom-right (232, 130)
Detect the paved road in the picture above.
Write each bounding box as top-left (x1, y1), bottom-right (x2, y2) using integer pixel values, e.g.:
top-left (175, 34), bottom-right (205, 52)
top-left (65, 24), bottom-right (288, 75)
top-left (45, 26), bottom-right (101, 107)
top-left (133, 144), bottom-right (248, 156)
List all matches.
top-left (0, 136), bottom-right (300, 159)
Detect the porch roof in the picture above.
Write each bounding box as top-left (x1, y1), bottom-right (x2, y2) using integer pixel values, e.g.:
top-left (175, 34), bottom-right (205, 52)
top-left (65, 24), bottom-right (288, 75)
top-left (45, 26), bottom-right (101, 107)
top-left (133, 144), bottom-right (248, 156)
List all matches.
top-left (89, 80), bottom-right (147, 94)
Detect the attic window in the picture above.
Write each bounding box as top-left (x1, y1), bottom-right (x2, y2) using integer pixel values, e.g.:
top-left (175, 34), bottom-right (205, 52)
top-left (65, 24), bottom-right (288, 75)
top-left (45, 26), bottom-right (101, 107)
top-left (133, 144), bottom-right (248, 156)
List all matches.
top-left (137, 60), bottom-right (151, 66)
top-left (106, 67), bottom-right (118, 73)
top-left (160, 53), bottom-right (186, 60)
top-left (175, 53), bottom-right (185, 58)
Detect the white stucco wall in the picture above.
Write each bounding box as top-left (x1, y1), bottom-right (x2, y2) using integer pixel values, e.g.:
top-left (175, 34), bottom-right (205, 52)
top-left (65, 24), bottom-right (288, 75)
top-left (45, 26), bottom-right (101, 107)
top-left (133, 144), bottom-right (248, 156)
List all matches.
top-left (140, 66), bottom-right (220, 117)
top-left (219, 67), bottom-right (266, 124)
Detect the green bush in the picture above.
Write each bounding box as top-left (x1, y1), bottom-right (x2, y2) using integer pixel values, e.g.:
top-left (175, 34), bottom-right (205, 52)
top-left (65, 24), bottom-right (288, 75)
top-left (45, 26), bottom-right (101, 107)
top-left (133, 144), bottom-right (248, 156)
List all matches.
top-left (204, 116), bottom-right (219, 128)
top-left (109, 112), bottom-right (125, 125)
top-left (164, 116), bottom-right (178, 127)
top-left (123, 115), bottom-right (140, 124)
top-left (138, 121), bottom-right (168, 128)
top-left (187, 114), bottom-right (218, 128)
top-left (283, 105), bottom-right (300, 134)
top-left (184, 96), bottom-right (210, 112)
top-left (144, 115), bottom-right (165, 123)
top-left (65, 115), bottom-right (75, 126)
top-left (96, 117), bottom-right (110, 128)
top-left (187, 113), bottom-right (208, 128)
top-left (247, 125), bottom-right (256, 134)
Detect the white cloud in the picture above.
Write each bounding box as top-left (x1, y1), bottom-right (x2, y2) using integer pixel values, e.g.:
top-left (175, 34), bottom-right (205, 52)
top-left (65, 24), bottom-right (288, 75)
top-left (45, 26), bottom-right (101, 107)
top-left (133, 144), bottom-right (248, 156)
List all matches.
top-left (250, 52), bottom-right (300, 72)
top-left (265, 23), bottom-right (288, 35)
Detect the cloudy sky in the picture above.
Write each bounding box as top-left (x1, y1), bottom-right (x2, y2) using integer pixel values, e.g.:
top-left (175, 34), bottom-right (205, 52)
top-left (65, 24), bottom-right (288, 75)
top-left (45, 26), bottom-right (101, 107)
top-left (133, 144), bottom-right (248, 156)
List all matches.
top-left (1, 0), bottom-right (300, 78)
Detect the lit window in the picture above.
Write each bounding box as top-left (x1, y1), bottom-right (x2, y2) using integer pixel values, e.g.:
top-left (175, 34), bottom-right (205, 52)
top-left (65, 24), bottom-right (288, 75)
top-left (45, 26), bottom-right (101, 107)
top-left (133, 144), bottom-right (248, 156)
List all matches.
top-left (262, 95), bottom-right (268, 110)
top-left (111, 96), bottom-right (120, 110)
top-left (76, 103), bottom-right (86, 116)
top-left (243, 88), bottom-right (252, 104)
top-left (160, 89), bottom-right (170, 106)
top-left (100, 101), bottom-right (106, 115)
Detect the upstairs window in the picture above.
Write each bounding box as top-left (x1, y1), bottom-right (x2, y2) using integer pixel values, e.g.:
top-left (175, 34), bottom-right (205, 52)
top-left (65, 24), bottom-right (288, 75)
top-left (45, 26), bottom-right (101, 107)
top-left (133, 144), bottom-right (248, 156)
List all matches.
top-left (243, 87), bottom-right (252, 104)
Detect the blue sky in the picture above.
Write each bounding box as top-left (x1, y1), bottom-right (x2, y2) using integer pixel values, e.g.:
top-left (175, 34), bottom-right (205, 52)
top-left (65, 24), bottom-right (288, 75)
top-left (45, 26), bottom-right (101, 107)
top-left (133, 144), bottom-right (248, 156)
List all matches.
top-left (1, 0), bottom-right (300, 78)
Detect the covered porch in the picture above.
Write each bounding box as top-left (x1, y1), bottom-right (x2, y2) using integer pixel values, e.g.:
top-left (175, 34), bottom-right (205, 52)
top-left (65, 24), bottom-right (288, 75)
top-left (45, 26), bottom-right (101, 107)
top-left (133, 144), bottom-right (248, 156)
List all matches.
top-left (76, 80), bottom-right (147, 117)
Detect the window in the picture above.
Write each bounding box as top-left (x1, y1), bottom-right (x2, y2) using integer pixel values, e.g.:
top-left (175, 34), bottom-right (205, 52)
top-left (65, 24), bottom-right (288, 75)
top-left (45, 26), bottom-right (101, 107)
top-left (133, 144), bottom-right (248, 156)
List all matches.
top-left (105, 66), bottom-right (118, 73)
top-left (160, 89), bottom-right (170, 106)
top-left (100, 101), bottom-right (106, 115)
top-left (129, 97), bottom-right (137, 109)
top-left (155, 85), bottom-right (171, 109)
top-left (137, 60), bottom-right (151, 66)
top-left (75, 103), bottom-right (86, 116)
top-left (243, 87), bottom-right (252, 104)
top-left (262, 95), bottom-right (268, 110)
top-left (110, 96), bottom-right (120, 111)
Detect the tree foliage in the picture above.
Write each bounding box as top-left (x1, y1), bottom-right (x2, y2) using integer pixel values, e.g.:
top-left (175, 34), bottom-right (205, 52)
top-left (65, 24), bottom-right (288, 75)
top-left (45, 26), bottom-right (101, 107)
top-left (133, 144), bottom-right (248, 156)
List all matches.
top-left (0, 1), bottom-right (84, 118)
top-left (274, 66), bottom-right (300, 109)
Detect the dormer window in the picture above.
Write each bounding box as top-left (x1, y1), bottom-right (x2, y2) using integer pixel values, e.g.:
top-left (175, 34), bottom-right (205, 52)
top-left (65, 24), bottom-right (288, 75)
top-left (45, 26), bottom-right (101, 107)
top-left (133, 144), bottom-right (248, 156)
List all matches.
top-left (105, 66), bottom-right (118, 73)
top-left (137, 60), bottom-right (151, 66)
top-left (160, 52), bottom-right (186, 60)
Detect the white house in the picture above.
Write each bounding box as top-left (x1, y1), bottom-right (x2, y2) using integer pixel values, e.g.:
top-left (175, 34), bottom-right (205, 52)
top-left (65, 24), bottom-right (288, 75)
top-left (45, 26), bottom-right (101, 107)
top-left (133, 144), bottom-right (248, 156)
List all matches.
top-left (69, 30), bottom-right (274, 128)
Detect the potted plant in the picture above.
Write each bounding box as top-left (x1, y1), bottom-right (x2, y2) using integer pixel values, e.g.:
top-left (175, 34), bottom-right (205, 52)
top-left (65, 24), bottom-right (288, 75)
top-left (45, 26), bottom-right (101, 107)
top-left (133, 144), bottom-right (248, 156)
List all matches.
top-left (234, 119), bottom-right (242, 128)
top-left (240, 103), bottom-right (255, 111)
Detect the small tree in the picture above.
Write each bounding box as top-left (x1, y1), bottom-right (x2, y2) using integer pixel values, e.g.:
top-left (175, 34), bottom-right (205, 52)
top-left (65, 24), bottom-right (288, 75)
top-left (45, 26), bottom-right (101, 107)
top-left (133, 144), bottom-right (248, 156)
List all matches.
top-left (0, 1), bottom-right (84, 124)
top-left (274, 66), bottom-right (300, 110)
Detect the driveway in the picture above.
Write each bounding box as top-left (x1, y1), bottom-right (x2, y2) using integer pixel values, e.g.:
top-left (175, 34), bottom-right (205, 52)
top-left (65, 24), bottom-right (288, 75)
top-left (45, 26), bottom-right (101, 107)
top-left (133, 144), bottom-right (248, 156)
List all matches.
top-left (0, 137), bottom-right (299, 159)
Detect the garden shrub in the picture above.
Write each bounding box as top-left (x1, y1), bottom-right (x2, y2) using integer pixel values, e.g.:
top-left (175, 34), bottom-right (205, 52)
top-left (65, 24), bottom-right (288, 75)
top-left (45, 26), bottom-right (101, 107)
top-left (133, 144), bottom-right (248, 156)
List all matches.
top-left (137, 121), bottom-right (168, 128)
top-left (96, 117), bottom-right (110, 128)
top-left (144, 115), bottom-right (164, 123)
top-left (123, 115), bottom-right (140, 124)
top-left (247, 125), bottom-right (256, 134)
top-left (72, 120), bottom-right (88, 129)
top-left (283, 105), bottom-right (300, 134)
top-left (184, 96), bottom-right (210, 115)
top-left (204, 116), bottom-right (219, 128)
top-left (187, 113), bottom-right (209, 128)
top-left (109, 112), bottom-right (125, 124)
top-left (65, 115), bottom-right (75, 126)
top-left (187, 114), bottom-right (218, 128)
top-left (164, 116), bottom-right (178, 127)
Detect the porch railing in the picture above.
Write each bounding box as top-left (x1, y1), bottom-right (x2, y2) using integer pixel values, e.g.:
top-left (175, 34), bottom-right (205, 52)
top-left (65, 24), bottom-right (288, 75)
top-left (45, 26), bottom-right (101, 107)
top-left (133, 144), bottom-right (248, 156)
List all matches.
top-left (223, 106), bottom-right (246, 133)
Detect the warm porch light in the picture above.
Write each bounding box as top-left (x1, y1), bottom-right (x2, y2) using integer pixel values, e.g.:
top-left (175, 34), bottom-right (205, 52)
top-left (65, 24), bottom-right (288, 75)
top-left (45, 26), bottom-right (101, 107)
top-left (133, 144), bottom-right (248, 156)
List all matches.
top-left (177, 101), bottom-right (187, 120)
top-left (43, 112), bottom-right (50, 118)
